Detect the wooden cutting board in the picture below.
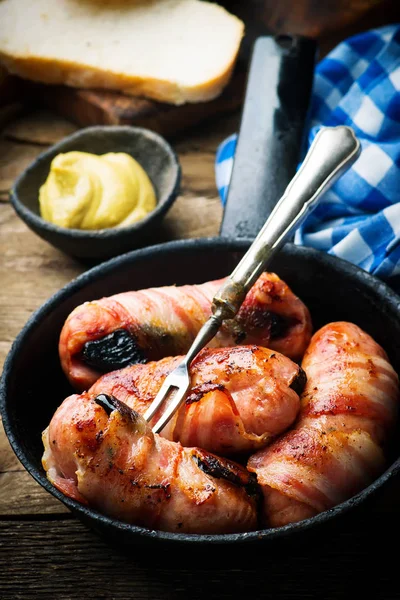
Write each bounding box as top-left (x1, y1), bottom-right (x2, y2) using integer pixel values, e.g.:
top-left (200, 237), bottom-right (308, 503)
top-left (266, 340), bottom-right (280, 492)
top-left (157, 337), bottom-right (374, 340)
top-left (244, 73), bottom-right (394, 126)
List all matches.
top-left (27, 68), bottom-right (246, 138)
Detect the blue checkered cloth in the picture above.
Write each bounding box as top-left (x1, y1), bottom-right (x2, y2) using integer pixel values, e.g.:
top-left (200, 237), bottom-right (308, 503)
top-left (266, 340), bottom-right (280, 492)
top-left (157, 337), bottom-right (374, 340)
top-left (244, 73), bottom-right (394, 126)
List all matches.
top-left (215, 25), bottom-right (400, 286)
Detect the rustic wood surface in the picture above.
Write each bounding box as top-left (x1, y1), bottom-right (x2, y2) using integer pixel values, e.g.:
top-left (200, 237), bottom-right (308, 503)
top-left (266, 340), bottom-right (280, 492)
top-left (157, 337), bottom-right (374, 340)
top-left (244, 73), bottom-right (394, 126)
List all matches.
top-left (1, 5), bottom-right (400, 598)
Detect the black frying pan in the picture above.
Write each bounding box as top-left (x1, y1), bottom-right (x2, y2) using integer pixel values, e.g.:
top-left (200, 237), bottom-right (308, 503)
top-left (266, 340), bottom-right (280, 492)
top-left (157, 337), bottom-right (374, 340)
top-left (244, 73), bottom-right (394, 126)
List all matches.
top-left (2, 35), bottom-right (400, 547)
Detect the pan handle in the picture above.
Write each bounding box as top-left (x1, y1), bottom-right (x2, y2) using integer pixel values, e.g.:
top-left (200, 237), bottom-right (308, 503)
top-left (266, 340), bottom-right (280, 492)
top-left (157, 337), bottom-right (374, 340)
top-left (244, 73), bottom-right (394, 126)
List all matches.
top-left (219, 34), bottom-right (317, 240)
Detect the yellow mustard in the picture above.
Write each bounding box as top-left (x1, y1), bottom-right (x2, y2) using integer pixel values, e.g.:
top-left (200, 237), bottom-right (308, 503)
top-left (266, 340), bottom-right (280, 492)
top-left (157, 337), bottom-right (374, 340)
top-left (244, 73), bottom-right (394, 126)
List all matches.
top-left (39, 151), bottom-right (157, 230)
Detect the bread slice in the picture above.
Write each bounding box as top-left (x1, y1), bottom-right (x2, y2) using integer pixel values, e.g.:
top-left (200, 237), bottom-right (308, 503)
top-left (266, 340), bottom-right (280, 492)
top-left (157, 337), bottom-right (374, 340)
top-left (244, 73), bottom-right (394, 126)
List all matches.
top-left (0, 0), bottom-right (244, 105)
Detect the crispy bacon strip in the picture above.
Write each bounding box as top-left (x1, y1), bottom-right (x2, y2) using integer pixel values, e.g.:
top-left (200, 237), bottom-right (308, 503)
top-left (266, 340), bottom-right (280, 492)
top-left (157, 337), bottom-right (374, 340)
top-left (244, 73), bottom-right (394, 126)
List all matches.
top-left (42, 394), bottom-right (259, 534)
top-left (86, 345), bottom-right (305, 455)
top-left (59, 272), bottom-right (312, 391)
top-left (247, 322), bottom-right (399, 528)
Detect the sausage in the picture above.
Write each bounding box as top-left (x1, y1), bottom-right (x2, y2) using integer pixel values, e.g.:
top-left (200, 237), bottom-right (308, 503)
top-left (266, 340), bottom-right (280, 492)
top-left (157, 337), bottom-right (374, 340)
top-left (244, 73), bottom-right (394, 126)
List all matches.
top-left (42, 394), bottom-right (259, 534)
top-left (59, 272), bottom-right (312, 391)
top-left (247, 322), bottom-right (399, 528)
top-left (85, 345), bottom-right (306, 455)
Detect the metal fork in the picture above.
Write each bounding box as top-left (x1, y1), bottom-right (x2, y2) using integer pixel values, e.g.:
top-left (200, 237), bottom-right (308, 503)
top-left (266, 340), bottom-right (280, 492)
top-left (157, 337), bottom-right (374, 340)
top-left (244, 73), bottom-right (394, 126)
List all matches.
top-left (144, 125), bottom-right (361, 433)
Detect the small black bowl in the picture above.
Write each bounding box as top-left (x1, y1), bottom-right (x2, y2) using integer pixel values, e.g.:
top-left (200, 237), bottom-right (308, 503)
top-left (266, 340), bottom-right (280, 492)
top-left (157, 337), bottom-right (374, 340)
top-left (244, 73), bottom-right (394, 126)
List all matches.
top-left (9, 126), bottom-right (181, 260)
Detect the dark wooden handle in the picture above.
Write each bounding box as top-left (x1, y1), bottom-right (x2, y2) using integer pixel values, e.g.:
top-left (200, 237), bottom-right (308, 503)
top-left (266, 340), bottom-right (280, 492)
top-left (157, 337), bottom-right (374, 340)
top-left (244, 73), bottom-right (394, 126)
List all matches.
top-left (220, 34), bottom-right (317, 240)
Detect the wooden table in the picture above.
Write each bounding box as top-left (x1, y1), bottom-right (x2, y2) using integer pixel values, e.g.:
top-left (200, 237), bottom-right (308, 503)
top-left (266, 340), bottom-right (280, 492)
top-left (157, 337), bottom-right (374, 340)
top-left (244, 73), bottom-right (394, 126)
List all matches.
top-left (1, 9), bottom-right (400, 598)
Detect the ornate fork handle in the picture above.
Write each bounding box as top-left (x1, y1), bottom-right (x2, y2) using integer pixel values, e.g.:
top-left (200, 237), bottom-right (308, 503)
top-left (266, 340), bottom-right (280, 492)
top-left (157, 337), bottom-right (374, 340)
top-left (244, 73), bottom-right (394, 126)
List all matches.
top-left (212, 125), bottom-right (360, 320)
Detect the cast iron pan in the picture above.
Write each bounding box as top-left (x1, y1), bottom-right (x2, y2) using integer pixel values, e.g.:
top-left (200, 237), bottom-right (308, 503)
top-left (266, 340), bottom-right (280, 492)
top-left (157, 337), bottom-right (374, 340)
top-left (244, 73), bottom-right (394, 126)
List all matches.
top-left (2, 36), bottom-right (400, 546)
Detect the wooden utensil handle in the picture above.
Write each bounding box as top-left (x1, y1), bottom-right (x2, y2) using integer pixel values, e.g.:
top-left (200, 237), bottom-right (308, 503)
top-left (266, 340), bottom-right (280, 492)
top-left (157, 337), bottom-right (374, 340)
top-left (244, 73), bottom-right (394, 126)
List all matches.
top-left (219, 34), bottom-right (317, 240)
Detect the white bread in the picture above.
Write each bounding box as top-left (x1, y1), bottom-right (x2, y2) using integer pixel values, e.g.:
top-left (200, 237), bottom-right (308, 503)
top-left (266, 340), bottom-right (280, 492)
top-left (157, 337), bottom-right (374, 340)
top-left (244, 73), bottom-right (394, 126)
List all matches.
top-left (0, 0), bottom-right (244, 105)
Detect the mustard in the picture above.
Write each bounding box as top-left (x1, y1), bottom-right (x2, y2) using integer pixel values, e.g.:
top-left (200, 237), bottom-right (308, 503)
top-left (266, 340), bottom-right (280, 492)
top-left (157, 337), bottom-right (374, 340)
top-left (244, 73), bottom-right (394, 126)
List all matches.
top-left (39, 151), bottom-right (157, 230)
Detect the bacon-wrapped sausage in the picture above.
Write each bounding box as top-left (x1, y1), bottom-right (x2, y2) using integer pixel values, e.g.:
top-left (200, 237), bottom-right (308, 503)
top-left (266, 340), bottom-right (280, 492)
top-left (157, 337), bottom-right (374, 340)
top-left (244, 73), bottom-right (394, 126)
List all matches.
top-left (81, 345), bottom-right (306, 455)
top-left (42, 394), bottom-right (259, 534)
top-left (247, 322), bottom-right (399, 528)
top-left (59, 272), bottom-right (312, 391)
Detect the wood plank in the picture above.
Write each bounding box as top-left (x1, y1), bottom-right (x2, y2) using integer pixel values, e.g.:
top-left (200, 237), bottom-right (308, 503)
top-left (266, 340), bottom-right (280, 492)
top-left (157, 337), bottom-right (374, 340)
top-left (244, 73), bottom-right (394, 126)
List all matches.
top-left (0, 414), bottom-right (69, 517)
top-left (0, 139), bottom-right (44, 194)
top-left (0, 204), bottom-right (83, 369)
top-left (0, 418), bottom-right (21, 472)
top-left (0, 471), bottom-right (69, 517)
top-left (0, 416), bottom-right (69, 517)
top-left (3, 106), bottom-right (239, 152)
top-left (3, 110), bottom-right (77, 145)
top-left (179, 151), bottom-right (216, 195)
top-left (156, 194), bottom-right (222, 243)
top-left (0, 515), bottom-right (398, 599)
top-left (169, 111), bottom-right (239, 153)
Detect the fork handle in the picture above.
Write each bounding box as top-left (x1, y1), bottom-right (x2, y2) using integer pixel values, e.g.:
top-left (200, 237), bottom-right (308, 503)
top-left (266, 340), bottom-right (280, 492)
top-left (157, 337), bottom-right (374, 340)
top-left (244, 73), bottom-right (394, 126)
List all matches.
top-left (212, 125), bottom-right (361, 320)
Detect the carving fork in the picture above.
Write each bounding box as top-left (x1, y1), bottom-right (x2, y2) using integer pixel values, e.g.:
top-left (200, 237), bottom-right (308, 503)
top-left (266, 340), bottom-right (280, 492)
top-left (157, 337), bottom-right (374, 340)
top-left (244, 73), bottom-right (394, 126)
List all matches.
top-left (144, 125), bottom-right (361, 433)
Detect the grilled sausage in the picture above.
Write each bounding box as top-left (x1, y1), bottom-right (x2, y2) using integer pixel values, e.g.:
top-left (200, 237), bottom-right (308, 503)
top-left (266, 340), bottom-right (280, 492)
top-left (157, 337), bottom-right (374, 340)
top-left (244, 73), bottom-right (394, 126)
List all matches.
top-left (42, 394), bottom-right (259, 534)
top-left (247, 322), bottom-right (399, 528)
top-left (59, 272), bottom-right (312, 391)
top-left (80, 345), bottom-right (305, 455)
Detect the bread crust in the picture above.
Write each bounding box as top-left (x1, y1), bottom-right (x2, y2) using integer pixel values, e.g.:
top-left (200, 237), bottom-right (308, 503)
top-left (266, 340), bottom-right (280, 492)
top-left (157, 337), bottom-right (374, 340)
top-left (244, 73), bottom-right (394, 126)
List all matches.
top-left (0, 44), bottom-right (240, 105)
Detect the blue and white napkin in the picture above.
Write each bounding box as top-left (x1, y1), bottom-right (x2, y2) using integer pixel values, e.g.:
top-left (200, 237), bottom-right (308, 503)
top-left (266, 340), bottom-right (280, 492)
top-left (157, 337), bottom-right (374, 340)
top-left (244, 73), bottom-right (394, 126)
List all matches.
top-left (215, 25), bottom-right (400, 286)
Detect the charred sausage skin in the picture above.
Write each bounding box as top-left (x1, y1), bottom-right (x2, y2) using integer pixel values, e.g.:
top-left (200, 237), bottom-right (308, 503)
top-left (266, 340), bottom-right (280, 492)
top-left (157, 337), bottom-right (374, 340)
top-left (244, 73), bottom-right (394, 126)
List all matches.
top-left (247, 322), bottom-right (399, 528)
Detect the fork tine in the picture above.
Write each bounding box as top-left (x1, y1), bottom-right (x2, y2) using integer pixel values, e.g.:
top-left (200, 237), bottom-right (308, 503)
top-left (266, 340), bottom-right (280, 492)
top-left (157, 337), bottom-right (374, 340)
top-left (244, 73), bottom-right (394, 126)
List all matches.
top-left (143, 377), bottom-right (178, 423)
top-left (151, 384), bottom-right (189, 434)
top-left (143, 316), bottom-right (223, 432)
